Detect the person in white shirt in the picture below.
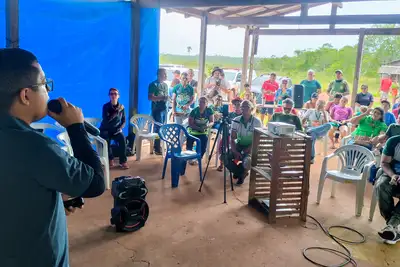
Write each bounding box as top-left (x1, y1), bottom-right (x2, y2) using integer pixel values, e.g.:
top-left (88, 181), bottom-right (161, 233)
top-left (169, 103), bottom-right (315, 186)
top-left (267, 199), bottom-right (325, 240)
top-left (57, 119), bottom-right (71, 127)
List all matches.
top-left (302, 100), bottom-right (332, 163)
top-left (203, 68), bottom-right (230, 104)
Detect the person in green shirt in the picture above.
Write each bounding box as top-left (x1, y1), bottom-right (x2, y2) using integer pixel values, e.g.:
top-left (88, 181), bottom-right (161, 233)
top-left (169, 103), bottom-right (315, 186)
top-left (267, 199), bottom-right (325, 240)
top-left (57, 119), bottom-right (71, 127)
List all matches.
top-left (374, 135), bottom-right (400, 244)
top-left (148, 68), bottom-right (169, 155)
top-left (327, 70), bottom-right (350, 101)
top-left (300, 69), bottom-right (322, 103)
top-left (172, 72), bottom-right (195, 125)
top-left (349, 107), bottom-right (387, 150)
top-left (187, 97), bottom-right (214, 163)
top-left (271, 98), bottom-right (303, 131)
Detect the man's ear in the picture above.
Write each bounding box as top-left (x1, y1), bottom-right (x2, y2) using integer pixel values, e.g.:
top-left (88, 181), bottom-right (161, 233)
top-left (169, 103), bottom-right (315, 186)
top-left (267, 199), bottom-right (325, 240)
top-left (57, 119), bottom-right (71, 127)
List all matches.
top-left (18, 88), bottom-right (31, 106)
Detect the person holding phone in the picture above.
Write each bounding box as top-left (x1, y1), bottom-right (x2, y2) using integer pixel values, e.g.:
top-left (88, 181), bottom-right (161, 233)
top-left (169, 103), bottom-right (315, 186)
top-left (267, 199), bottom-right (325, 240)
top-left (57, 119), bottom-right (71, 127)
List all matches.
top-left (0, 48), bottom-right (105, 267)
top-left (99, 88), bottom-right (128, 169)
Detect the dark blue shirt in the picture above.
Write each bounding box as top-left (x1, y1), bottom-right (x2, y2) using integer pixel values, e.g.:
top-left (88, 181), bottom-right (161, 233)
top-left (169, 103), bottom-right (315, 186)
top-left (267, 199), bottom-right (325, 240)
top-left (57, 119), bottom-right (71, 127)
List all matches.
top-left (99, 102), bottom-right (126, 133)
top-left (355, 92), bottom-right (374, 107)
top-left (0, 115), bottom-right (105, 267)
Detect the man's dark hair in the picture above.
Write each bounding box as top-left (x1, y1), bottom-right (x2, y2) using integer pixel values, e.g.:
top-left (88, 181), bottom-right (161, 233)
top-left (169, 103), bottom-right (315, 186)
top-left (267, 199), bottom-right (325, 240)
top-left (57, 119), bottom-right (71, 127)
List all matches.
top-left (270, 72), bottom-right (276, 77)
top-left (334, 93), bottom-right (343, 99)
top-left (282, 98), bottom-right (294, 106)
top-left (0, 48), bottom-right (39, 112)
top-left (157, 68), bottom-right (166, 75)
top-left (244, 83), bottom-right (250, 87)
top-left (381, 99), bottom-right (391, 108)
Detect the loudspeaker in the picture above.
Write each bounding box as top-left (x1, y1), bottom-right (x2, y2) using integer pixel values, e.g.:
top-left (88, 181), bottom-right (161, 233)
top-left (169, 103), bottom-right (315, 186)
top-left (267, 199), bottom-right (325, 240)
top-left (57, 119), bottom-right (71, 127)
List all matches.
top-left (293, 84), bottom-right (304, 109)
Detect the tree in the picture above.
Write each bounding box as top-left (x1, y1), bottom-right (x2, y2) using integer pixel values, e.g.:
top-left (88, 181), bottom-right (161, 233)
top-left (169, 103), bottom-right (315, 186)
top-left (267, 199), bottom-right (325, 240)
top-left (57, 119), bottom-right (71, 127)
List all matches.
top-left (187, 46), bottom-right (192, 55)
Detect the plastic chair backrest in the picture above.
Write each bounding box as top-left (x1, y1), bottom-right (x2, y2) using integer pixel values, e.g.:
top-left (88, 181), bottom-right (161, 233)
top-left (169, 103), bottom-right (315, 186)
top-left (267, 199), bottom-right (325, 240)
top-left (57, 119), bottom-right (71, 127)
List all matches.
top-left (159, 124), bottom-right (189, 154)
top-left (130, 114), bottom-right (156, 134)
top-left (31, 123), bottom-right (63, 133)
top-left (85, 118), bottom-right (101, 127)
top-left (334, 145), bottom-right (375, 176)
top-left (57, 132), bottom-right (73, 156)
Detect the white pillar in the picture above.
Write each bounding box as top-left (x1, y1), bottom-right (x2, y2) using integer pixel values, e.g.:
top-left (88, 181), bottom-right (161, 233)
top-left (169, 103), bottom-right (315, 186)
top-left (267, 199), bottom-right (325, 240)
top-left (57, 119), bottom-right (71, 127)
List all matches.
top-left (197, 15), bottom-right (208, 97)
top-left (240, 26), bottom-right (250, 94)
top-left (351, 30), bottom-right (365, 109)
top-left (248, 29), bottom-right (258, 86)
top-left (6, 0), bottom-right (19, 48)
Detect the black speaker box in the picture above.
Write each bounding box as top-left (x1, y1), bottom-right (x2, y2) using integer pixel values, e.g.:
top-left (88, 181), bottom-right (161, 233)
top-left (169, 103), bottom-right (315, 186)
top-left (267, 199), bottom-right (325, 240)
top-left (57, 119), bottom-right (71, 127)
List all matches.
top-left (293, 84), bottom-right (304, 109)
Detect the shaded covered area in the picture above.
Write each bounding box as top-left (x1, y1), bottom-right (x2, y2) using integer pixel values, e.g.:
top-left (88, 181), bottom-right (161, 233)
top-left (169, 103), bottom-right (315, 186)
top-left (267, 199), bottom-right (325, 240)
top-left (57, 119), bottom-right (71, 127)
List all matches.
top-left (66, 146), bottom-right (398, 267)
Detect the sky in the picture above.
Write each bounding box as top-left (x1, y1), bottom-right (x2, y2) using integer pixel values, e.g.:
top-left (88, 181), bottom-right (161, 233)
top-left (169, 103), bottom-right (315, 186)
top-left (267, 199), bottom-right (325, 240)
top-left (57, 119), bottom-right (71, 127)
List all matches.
top-left (159, 0), bottom-right (400, 58)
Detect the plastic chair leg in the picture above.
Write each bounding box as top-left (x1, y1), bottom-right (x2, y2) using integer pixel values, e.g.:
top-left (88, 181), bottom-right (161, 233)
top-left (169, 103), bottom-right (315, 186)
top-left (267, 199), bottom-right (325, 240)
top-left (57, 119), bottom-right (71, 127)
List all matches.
top-left (355, 177), bottom-right (367, 217)
top-left (180, 160), bottom-right (187, 176)
top-left (161, 156), bottom-right (169, 179)
top-left (198, 157), bottom-right (203, 181)
top-left (150, 139), bottom-right (154, 154)
top-left (135, 137), bottom-right (142, 161)
top-left (316, 172), bottom-right (327, 204)
top-left (331, 181), bottom-right (337, 198)
top-left (171, 159), bottom-right (180, 188)
top-left (369, 189), bottom-right (378, 221)
top-left (101, 157), bottom-right (110, 190)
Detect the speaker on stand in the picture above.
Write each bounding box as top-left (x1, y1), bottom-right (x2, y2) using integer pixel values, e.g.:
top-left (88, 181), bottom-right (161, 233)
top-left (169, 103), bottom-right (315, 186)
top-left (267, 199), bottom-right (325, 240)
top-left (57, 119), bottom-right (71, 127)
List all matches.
top-left (293, 84), bottom-right (304, 109)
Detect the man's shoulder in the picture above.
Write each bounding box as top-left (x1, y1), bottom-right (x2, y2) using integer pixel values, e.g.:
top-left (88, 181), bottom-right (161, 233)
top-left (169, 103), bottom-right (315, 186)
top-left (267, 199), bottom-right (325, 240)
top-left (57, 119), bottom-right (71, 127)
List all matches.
top-left (387, 135), bottom-right (400, 146)
top-left (252, 116), bottom-right (262, 126)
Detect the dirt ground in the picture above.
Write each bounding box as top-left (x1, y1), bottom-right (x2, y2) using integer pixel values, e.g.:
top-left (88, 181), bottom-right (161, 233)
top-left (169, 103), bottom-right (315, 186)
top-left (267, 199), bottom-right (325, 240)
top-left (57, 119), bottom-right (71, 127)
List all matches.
top-left (67, 142), bottom-right (399, 267)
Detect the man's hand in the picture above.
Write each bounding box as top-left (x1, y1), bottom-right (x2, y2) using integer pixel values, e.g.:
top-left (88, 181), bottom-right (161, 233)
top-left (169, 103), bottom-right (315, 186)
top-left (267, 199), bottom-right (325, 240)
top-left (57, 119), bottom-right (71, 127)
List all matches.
top-left (62, 194), bottom-right (83, 216)
top-left (390, 174), bottom-right (400, 185)
top-left (48, 98), bottom-right (84, 128)
top-left (182, 104), bottom-right (190, 111)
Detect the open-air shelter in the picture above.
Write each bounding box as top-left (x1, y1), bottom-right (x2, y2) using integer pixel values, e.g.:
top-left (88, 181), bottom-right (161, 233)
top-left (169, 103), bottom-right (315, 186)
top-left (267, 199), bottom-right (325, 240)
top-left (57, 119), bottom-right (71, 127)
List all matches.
top-left (4, 0), bottom-right (400, 118)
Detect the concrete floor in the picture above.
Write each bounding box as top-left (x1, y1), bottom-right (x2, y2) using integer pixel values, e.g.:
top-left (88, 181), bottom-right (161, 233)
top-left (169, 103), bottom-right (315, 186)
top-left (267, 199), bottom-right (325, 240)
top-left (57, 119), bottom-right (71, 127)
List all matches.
top-left (67, 143), bottom-right (399, 267)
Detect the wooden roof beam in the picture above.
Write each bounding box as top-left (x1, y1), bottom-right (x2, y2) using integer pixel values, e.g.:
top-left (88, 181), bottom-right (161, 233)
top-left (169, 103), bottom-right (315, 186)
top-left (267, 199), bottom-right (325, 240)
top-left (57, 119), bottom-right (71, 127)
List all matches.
top-left (208, 14), bottom-right (400, 25)
top-left (250, 28), bottom-right (400, 35)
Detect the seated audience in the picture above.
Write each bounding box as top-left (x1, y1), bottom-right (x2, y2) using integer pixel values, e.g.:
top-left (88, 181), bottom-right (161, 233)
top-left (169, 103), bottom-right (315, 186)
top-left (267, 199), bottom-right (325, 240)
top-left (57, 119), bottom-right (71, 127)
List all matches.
top-left (355, 84), bottom-right (374, 109)
top-left (381, 100), bottom-right (396, 126)
top-left (271, 98), bottom-right (302, 130)
top-left (350, 107), bottom-right (387, 150)
top-left (325, 93), bottom-right (342, 113)
top-left (100, 88), bottom-right (129, 169)
top-left (275, 78), bottom-right (292, 106)
top-left (304, 92), bottom-right (318, 109)
top-left (274, 96), bottom-right (298, 115)
top-left (302, 100), bottom-right (332, 163)
top-left (241, 84), bottom-right (256, 109)
top-left (172, 72), bottom-right (195, 125)
top-left (227, 100), bottom-right (262, 185)
top-left (374, 135), bottom-right (400, 244)
top-left (187, 97), bottom-right (214, 164)
top-left (328, 97), bottom-right (352, 149)
top-left (211, 95), bottom-right (223, 129)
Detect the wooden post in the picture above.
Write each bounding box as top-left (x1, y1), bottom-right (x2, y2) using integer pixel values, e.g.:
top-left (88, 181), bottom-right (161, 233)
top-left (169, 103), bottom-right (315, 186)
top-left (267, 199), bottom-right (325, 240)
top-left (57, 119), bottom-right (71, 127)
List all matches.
top-left (248, 28), bottom-right (258, 86)
top-left (128, 1), bottom-right (140, 130)
top-left (197, 15), bottom-right (208, 97)
top-left (240, 26), bottom-right (250, 93)
top-left (5, 0), bottom-right (19, 48)
top-left (351, 30), bottom-right (365, 109)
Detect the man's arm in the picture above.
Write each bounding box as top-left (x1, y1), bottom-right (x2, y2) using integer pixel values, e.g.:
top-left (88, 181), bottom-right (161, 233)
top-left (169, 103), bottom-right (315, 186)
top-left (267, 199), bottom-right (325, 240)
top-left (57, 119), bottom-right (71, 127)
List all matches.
top-left (118, 107), bottom-right (126, 130)
top-left (381, 136), bottom-right (398, 178)
top-left (327, 81), bottom-right (333, 94)
top-left (148, 83), bottom-right (167, 102)
top-left (316, 81), bottom-right (322, 94)
top-left (172, 91), bottom-right (177, 114)
top-left (32, 124), bottom-right (105, 198)
top-left (343, 81), bottom-right (350, 96)
top-left (294, 116), bottom-right (303, 131)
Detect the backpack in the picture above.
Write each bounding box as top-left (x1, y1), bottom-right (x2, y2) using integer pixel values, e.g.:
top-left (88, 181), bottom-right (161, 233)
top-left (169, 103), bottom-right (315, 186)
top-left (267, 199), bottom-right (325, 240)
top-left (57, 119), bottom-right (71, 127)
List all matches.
top-left (110, 176), bottom-right (149, 232)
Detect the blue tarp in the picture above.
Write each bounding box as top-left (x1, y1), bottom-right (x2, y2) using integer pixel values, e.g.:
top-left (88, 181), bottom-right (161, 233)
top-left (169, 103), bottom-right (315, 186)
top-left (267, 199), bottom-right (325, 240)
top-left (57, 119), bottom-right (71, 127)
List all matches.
top-left (0, 1), bottom-right (5, 48)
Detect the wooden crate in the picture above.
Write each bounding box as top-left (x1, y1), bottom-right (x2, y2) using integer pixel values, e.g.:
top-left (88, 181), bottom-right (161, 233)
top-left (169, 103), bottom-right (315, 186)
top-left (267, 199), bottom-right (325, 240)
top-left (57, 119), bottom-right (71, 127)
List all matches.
top-left (248, 128), bottom-right (312, 223)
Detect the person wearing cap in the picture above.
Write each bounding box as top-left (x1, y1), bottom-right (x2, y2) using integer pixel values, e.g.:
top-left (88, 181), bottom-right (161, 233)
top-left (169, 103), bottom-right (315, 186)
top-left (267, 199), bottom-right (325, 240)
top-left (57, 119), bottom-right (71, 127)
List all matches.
top-left (327, 70), bottom-right (349, 101)
top-left (355, 84), bottom-right (374, 109)
top-left (300, 69), bottom-right (322, 103)
top-left (303, 92), bottom-right (319, 109)
top-left (170, 69), bottom-right (181, 88)
top-left (99, 88), bottom-right (129, 169)
top-left (275, 78), bottom-right (292, 106)
top-left (203, 67), bottom-right (229, 104)
top-left (380, 73), bottom-right (392, 102)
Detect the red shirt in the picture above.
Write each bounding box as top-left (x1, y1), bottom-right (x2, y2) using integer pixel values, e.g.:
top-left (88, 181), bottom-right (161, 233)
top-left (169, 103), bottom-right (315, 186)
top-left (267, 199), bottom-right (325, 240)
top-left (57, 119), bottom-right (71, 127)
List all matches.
top-left (394, 107), bottom-right (400, 118)
top-left (262, 80), bottom-right (279, 102)
top-left (274, 106), bottom-right (298, 115)
top-left (381, 78), bottom-right (392, 93)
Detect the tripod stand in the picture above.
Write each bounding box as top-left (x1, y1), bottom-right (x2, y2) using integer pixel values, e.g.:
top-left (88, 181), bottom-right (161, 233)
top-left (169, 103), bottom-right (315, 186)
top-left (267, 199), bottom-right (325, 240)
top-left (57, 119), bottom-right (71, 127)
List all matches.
top-left (198, 117), bottom-right (234, 203)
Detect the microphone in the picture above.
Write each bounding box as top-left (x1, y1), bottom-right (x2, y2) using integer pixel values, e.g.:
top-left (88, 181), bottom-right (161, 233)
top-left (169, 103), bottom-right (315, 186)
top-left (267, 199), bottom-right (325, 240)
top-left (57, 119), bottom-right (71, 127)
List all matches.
top-left (48, 99), bottom-right (101, 136)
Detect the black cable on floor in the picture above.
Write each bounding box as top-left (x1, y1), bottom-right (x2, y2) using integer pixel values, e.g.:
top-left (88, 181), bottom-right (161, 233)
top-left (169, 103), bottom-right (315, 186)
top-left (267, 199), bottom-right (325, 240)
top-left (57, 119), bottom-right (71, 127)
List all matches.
top-left (303, 215), bottom-right (366, 267)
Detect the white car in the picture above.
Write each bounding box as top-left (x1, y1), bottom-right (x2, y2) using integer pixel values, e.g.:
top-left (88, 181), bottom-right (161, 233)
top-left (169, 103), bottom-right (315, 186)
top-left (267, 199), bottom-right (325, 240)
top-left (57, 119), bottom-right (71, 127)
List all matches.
top-left (251, 74), bottom-right (293, 104)
top-left (223, 69), bottom-right (257, 91)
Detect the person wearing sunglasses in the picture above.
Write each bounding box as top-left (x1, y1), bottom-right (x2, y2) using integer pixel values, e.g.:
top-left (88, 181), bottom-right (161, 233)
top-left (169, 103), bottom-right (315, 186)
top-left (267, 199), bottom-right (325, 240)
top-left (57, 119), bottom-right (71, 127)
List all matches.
top-left (99, 88), bottom-right (128, 169)
top-left (0, 48), bottom-right (105, 267)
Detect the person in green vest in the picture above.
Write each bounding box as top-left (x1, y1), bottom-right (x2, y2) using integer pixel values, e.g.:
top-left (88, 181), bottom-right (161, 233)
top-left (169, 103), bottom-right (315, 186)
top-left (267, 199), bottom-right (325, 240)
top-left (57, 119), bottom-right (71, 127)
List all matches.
top-left (300, 69), bottom-right (322, 103)
top-left (327, 70), bottom-right (350, 101)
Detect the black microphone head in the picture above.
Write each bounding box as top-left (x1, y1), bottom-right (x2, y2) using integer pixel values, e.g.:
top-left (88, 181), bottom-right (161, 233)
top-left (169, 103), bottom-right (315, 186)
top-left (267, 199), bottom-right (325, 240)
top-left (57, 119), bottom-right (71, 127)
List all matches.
top-left (47, 99), bottom-right (62, 114)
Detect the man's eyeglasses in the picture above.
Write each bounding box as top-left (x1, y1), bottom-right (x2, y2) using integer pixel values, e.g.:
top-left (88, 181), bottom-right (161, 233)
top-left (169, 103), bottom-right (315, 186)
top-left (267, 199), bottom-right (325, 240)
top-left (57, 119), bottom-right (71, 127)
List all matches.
top-left (31, 78), bottom-right (54, 92)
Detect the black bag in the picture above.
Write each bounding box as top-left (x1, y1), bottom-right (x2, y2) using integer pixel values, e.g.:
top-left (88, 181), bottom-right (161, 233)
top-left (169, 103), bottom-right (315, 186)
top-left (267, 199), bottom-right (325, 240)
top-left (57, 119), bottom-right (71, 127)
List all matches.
top-left (110, 176), bottom-right (149, 232)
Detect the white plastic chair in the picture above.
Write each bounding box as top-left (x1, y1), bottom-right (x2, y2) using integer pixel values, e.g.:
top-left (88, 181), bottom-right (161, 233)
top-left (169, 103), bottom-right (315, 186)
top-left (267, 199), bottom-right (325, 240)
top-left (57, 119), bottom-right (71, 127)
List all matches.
top-left (55, 118), bottom-right (101, 129)
top-left (31, 123), bottom-right (64, 134)
top-left (56, 132), bottom-right (111, 190)
top-left (316, 145), bottom-right (375, 217)
top-left (130, 114), bottom-right (164, 161)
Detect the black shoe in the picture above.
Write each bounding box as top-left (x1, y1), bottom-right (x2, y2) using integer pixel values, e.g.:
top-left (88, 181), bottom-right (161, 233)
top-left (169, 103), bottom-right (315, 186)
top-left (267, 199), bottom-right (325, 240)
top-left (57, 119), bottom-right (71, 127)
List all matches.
top-left (236, 177), bottom-right (244, 185)
top-left (378, 225), bottom-right (400, 244)
top-left (154, 150), bottom-right (162, 156)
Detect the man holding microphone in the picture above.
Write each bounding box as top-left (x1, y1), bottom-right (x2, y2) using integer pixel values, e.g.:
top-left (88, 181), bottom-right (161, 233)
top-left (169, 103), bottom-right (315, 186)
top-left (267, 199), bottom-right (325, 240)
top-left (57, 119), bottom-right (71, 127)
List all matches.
top-left (0, 48), bottom-right (105, 266)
